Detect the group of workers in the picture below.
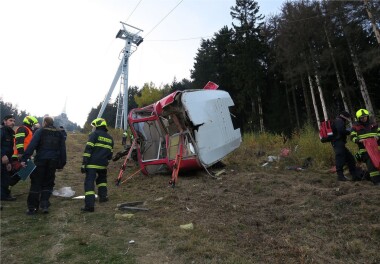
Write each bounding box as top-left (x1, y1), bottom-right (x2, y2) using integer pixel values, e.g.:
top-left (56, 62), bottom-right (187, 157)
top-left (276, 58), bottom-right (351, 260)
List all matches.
top-left (2, 107), bottom-right (377, 214)
top-left (331, 108), bottom-right (380, 186)
top-left (0, 114), bottom-right (114, 214)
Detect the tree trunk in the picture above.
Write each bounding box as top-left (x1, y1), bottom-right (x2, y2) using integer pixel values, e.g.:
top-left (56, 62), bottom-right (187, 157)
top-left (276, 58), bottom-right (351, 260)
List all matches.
top-left (340, 61), bottom-right (354, 114)
top-left (324, 26), bottom-right (349, 111)
top-left (307, 70), bottom-right (321, 128)
top-left (284, 84), bottom-right (293, 127)
top-left (364, 0), bottom-right (380, 45)
top-left (300, 74), bottom-right (312, 122)
top-left (291, 84), bottom-right (300, 129)
top-left (309, 43), bottom-right (329, 121)
top-left (256, 86), bottom-right (264, 132)
top-left (345, 33), bottom-right (375, 115)
top-left (250, 94), bottom-right (256, 132)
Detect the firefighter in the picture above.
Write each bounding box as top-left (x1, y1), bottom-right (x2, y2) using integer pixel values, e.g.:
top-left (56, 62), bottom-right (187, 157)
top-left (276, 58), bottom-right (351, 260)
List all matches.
top-left (81, 118), bottom-right (114, 212)
top-left (331, 111), bottom-right (358, 181)
top-left (351, 109), bottom-right (380, 186)
top-left (21, 116), bottom-right (67, 215)
top-left (122, 128), bottom-right (134, 147)
top-left (122, 131), bottom-right (127, 146)
top-left (10, 116), bottom-right (39, 186)
top-left (1, 114), bottom-right (16, 201)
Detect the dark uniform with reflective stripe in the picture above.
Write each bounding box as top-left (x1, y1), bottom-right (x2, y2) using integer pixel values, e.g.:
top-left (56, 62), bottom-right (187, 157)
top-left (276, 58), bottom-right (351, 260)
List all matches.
top-left (22, 126), bottom-right (66, 211)
top-left (82, 127), bottom-right (114, 209)
top-left (351, 121), bottom-right (380, 184)
top-left (1, 125), bottom-right (15, 199)
top-left (331, 115), bottom-right (357, 181)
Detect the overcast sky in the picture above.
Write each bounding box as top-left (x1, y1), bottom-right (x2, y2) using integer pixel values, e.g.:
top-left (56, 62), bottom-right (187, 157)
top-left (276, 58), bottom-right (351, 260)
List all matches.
top-left (0, 0), bottom-right (284, 126)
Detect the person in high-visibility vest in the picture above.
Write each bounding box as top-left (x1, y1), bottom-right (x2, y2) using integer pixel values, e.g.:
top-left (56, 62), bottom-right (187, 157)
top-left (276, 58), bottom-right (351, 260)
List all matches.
top-left (122, 131), bottom-right (127, 146)
top-left (10, 116), bottom-right (39, 186)
top-left (81, 118), bottom-right (114, 212)
top-left (122, 128), bottom-right (134, 147)
top-left (351, 109), bottom-right (380, 186)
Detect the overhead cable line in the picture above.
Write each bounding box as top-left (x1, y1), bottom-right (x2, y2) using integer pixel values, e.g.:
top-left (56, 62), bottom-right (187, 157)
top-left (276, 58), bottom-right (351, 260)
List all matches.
top-left (144, 0), bottom-right (184, 39)
top-left (125, 0), bottom-right (143, 22)
top-left (145, 9), bottom-right (350, 42)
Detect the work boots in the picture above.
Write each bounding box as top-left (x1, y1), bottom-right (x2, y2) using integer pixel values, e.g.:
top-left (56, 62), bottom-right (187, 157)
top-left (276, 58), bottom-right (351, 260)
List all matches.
top-left (26, 208), bottom-right (38, 215)
top-left (40, 201), bottom-right (51, 214)
top-left (81, 207), bottom-right (94, 212)
top-left (99, 196), bottom-right (109, 203)
top-left (337, 175), bottom-right (349, 181)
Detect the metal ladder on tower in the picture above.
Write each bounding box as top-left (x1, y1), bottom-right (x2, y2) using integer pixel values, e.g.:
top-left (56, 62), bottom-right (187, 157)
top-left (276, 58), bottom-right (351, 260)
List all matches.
top-left (115, 76), bottom-right (124, 129)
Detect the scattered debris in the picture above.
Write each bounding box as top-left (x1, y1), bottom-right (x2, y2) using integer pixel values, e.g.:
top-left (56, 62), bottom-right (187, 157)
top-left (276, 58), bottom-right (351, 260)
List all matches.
top-left (261, 155), bottom-right (281, 167)
top-left (267, 156), bottom-right (279, 162)
top-left (72, 194), bottom-right (98, 199)
top-left (286, 157), bottom-right (313, 171)
top-left (117, 201), bottom-right (149, 211)
top-left (53, 187), bottom-right (75, 197)
top-left (214, 169), bottom-right (226, 176)
top-left (119, 206), bottom-right (149, 211)
top-left (280, 148), bottom-right (290, 157)
top-left (115, 213), bottom-right (134, 220)
top-left (117, 201), bottom-right (144, 207)
top-left (285, 166), bottom-right (304, 171)
top-left (180, 223), bottom-right (194, 230)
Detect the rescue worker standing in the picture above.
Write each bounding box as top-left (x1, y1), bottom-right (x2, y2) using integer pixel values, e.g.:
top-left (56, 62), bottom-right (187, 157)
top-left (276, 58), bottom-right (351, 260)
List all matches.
top-left (10, 116), bottom-right (39, 186)
top-left (351, 109), bottom-right (380, 186)
top-left (81, 118), bottom-right (114, 212)
top-left (122, 128), bottom-right (134, 147)
top-left (1, 115), bottom-right (16, 201)
top-left (331, 111), bottom-right (358, 181)
top-left (122, 130), bottom-right (127, 146)
top-left (21, 116), bottom-right (67, 214)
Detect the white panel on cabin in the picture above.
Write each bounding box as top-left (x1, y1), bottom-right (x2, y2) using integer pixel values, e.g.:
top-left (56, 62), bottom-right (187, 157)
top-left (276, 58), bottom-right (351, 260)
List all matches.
top-left (181, 90), bottom-right (241, 166)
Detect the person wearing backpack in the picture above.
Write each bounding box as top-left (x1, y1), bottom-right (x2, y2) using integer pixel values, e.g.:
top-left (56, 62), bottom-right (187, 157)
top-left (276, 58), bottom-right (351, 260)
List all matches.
top-left (331, 111), bottom-right (358, 181)
top-left (21, 116), bottom-right (67, 215)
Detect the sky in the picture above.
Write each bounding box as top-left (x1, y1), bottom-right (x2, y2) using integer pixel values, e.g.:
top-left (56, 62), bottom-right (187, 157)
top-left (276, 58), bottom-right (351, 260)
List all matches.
top-left (0, 0), bottom-right (284, 127)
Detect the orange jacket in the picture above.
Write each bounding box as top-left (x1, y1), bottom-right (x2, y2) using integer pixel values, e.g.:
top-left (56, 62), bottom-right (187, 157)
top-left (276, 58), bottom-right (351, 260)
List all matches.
top-left (12, 125), bottom-right (33, 159)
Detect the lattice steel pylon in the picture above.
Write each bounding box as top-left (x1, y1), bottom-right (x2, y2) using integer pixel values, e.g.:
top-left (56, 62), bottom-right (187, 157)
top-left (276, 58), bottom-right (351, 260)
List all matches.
top-left (98, 22), bottom-right (143, 129)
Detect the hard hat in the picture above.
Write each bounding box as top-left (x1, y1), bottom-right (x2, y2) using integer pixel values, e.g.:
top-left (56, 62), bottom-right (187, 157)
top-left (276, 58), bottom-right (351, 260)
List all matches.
top-left (91, 118), bottom-right (107, 128)
top-left (355, 109), bottom-right (369, 119)
top-left (23, 116), bottom-right (38, 125)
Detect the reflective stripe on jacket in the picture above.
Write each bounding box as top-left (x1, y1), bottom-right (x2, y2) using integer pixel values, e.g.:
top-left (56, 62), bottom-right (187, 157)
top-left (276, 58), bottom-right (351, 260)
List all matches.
top-left (351, 122), bottom-right (379, 153)
top-left (82, 127), bottom-right (114, 169)
top-left (13, 125), bottom-right (33, 158)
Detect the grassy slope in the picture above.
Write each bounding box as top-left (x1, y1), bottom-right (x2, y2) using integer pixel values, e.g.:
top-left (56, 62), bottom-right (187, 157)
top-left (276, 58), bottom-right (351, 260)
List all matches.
top-left (1, 132), bottom-right (379, 264)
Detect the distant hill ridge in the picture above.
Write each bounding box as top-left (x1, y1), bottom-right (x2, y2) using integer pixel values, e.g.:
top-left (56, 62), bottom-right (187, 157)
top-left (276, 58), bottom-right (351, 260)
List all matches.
top-left (1, 99), bottom-right (81, 131)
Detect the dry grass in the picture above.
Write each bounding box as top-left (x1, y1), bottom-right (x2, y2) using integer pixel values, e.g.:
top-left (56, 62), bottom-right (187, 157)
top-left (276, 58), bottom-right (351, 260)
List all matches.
top-left (1, 131), bottom-right (379, 264)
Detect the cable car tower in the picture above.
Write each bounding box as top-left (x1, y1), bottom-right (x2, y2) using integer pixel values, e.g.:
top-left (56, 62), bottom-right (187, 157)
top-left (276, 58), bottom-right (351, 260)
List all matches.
top-left (97, 22), bottom-right (143, 130)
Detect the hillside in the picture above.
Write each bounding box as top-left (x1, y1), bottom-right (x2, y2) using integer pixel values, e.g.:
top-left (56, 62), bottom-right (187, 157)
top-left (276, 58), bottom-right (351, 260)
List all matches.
top-left (1, 132), bottom-right (379, 264)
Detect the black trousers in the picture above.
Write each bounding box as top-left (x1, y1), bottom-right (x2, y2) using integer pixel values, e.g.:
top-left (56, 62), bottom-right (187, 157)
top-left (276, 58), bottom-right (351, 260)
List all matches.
top-left (332, 140), bottom-right (356, 178)
top-left (84, 168), bottom-right (107, 208)
top-left (1, 164), bottom-right (11, 199)
top-left (27, 159), bottom-right (57, 209)
top-left (362, 153), bottom-right (380, 184)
